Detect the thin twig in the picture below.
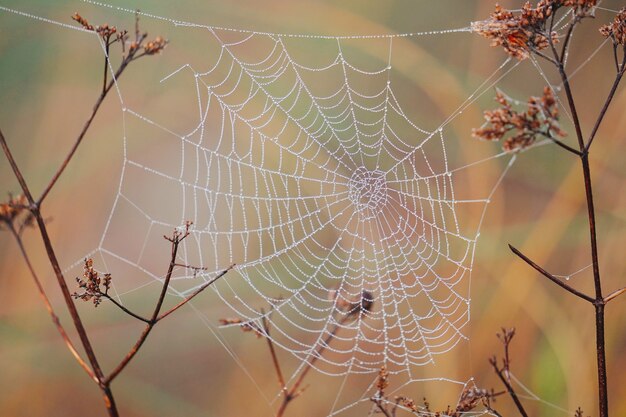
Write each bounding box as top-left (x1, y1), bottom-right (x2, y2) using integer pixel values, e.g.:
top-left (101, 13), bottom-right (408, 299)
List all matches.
top-left (104, 231), bottom-right (183, 384)
top-left (156, 264), bottom-right (234, 322)
top-left (6, 222), bottom-right (97, 382)
top-left (489, 358), bottom-right (529, 417)
top-left (612, 44), bottom-right (619, 73)
top-left (102, 294), bottom-right (150, 323)
top-left (261, 314), bottom-right (288, 398)
top-left (560, 18), bottom-right (579, 64)
top-left (102, 41), bottom-right (110, 95)
top-left (38, 53), bottom-right (133, 205)
top-left (104, 230), bottom-right (229, 384)
top-left (0, 129), bottom-right (36, 204)
top-left (538, 131), bottom-right (582, 156)
top-left (487, 407), bottom-right (504, 417)
top-left (509, 244), bottom-right (594, 303)
top-left (531, 46), bottom-right (560, 66)
top-left (490, 328), bottom-right (529, 417)
top-left (604, 287), bottom-right (626, 303)
top-left (546, 12), bottom-right (586, 151)
top-left (547, 16), bottom-right (616, 417)
top-left (275, 313), bottom-right (352, 417)
top-left (371, 399), bottom-right (393, 417)
top-left (0, 128), bottom-right (108, 386)
top-left (585, 55), bottom-right (626, 151)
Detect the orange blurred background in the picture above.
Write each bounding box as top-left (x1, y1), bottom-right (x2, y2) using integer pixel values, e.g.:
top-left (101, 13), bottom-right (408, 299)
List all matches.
top-left (1, 1), bottom-right (626, 416)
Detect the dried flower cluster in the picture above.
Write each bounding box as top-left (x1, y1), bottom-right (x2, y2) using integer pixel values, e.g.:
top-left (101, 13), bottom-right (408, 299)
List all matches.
top-left (143, 36), bottom-right (168, 55)
top-left (496, 327), bottom-right (516, 347)
top-left (472, 1), bottom-right (597, 59)
top-left (72, 258), bottom-right (112, 307)
top-left (72, 12), bottom-right (167, 57)
top-left (454, 387), bottom-right (494, 415)
top-left (72, 13), bottom-right (125, 42)
top-left (124, 35), bottom-right (168, 56)
top-left (600, 7), bottom-right (626, 45)
top-left (71, 12), bottom-right (94, 31)
top-left (575, 406), bottom-right (590, 417)
top-left (0, 194), bottom-right (27, 226)
top-left (563, 0), bottom-right (598, 14)
top-left (166, 220), bottom-right (192, 243)
top-left (473, 87), bottom-right (565, 151)
top-left (372, 365), bottom-right (496, 417)
top-left (0, 193), bottom-right (35, 234)
top-left (396, 397), bottom-right (418, 413)
top-left (376, 365), bottom-right (389, 393)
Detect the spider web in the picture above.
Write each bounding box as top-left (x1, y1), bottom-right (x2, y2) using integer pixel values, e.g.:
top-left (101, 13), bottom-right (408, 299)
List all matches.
top-left (3, 1), bottom-right (615, 415)
top-left (89, 6), bottom-right (516, 376)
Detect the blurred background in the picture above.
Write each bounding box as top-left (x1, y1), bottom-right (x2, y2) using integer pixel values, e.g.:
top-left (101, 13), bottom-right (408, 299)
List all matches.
top-left (1, 1), bottom-right (626, 416)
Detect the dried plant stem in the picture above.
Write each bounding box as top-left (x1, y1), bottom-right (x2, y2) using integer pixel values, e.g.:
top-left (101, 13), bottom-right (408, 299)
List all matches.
top-left (489, 359), bottom-right (529, 417)
top-left (509, 244), bottom-right (594, 303)
top-left (103, 294), bottom-right (151, 323)
top-left (101, 265), bottom-right (233, 324)
top-left (543, 134), bottom-right (582, 156)
top-left (371, 401), bottom-right (393, 417)
top-left (586, 58), bottom-right (626, 151)
top-left (261, 316), bottom-right (287, 397)
top-left (554, 26), bottom-right (610, 417)
top-left (156, 265), bottom-right (233, 322)
top-left (1, 127), bottom-right (114, 414)
top-left (38, 40), bottom-right (145, 205)
top-left (0, 36), bottom-right (147, 416)
top-left (604, 287), bottom-right (626, 303)
top-left (104, 232), bottom-right (229, 384)
top-left (509, 15), bottom-right (626, 417)
top-left (471, 4), bottom-right (626, 416)
top-left (489, 329), bottom-right (529, 417)
top-left (271, 314), bottom-right (351, 417)
top-left (6, 221), bottom-right (97, 382)
top-left (102, 41), bottom-right (111, 95)
top-left (559, 19), bottom-right (578, 63)
top-left (1, 15), bottom-right (178, 416)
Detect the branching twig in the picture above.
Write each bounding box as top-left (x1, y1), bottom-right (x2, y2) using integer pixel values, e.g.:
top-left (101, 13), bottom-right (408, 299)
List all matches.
top-left (0, 12), bottom-right (180, 417)
top-left (104, 224), bottom-right (229, 384)
top-left (509, 244), bottom-right (594, 303)
top-left (156, 264), bottom-right (233, 322)
top-left (4, 220), bottom-right (96, 382)
top-left (38, 19), bottom-right (165, 205)
top-left (274, 313), bottom-right (351, 417)
top-left (489, 329), bottom-right (529, 417)
top-left (474, 4), bottom-right (626, 417)
top-left (1, 127), bottom-right (109, 409)
top-left (585, 53), bottom-right (626, 151)
top-left (370, 364), bottom-right (502, 417)
top-left (221, 290), bottom-right (374, 417)
top-left (604, 287), bottom-right (626, 303)
top-left (261, 313), bottom-right (288, 398)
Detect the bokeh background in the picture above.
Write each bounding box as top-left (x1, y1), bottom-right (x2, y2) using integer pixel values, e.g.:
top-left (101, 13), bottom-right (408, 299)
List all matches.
top-left (1, 1), bottom-right (626, 416)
